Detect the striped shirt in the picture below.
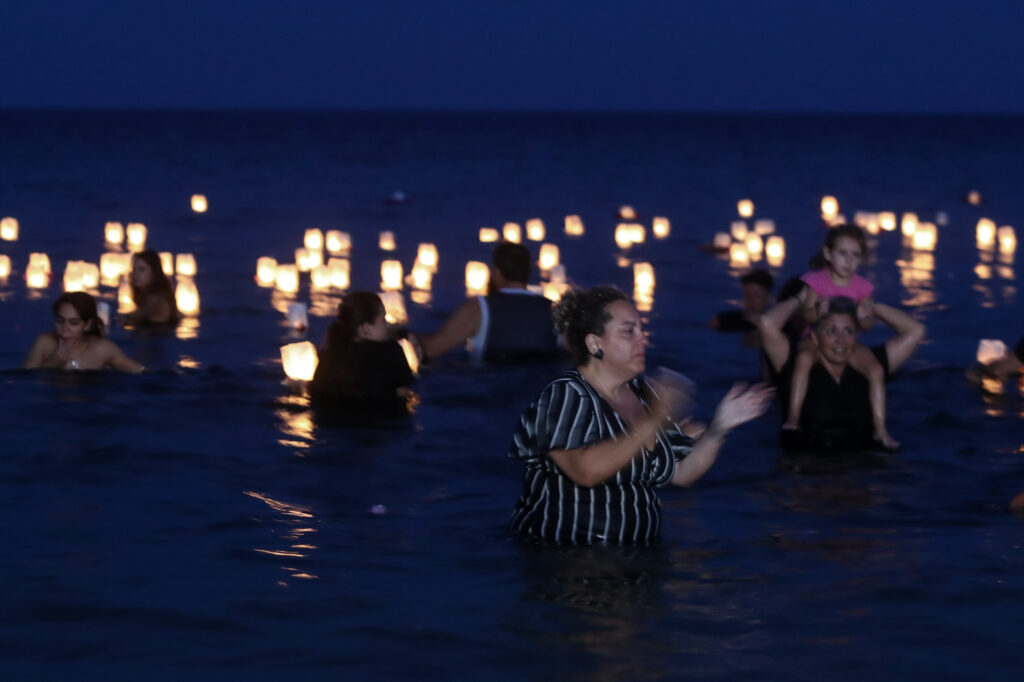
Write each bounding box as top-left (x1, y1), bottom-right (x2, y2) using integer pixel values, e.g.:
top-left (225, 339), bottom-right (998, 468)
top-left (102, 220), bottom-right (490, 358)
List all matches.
top-left (509, 370), bottom-right (693, 545)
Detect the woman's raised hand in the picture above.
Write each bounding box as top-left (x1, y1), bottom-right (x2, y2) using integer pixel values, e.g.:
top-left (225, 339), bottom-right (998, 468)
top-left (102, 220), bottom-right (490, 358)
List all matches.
top-left (708, 383), bottom-right (774, 437)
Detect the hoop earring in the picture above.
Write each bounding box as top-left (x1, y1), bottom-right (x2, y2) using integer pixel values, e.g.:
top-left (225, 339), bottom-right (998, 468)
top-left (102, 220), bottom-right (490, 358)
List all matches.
top-left (591, 348), bottom-right (604, 360)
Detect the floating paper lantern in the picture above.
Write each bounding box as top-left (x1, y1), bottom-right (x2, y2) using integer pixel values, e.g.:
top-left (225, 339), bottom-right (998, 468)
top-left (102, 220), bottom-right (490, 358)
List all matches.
top-left (526, 219), bottom-right (545, 241)
top-left (977, 339), bottom-right (1007, 365)
top-left (503, 222), bottom-right (522, 243)
top-left (976, 218), bottom-right (997, 249)
top-left (281, 341), bottom-right (318, 382)
top-left (935, 211), bottom-right (949, 226)
top-left (765, 236), bottom-right (786, 267)
top-left (287, 302), bottom-right (308, 330)
top-left (729, 243), bottom-right (750, 267)
top-left (176, 254), bottom-right (197, 277)
top-left (479, 227), bottom-right (499, 242)
top-left (912, 222), bottom-right (937, 251)
top-left (125, 223), bottom-right (147, 251)
top-left (63, 261), bottom-right (85, 292)
top-left (118, 280), bottom-right (135, 312)
top-left (967, 190), bottom-right (982, 206)
top-left (737, 199), bottom-right (754, 218)
top-left (855, 212), bottom-right (880, 235)
top-left (310, 265), bottom-right (332, 291)
top-left (754, 219), bottom-right (775, 235)
top-left (327, 258), bottom-right (350, 290)
top-left (295, 248), bottom-right (315, 272)
top-left (564, 215), bottom-right (585, 236)
top-left (713, 232), bottom-right (732, 250)
top-left (542, 281), bottom-right (569, 302)
top-left (398, 338), bottom-right (419, 375)
top-left (730, 221), bottom-right (748, 241)
top-left (652, 216), bottom-right (670, 239)
top-left (81, 262), bottom-right (99, 289)
top-left (745, 233), bottom-right (764, 258)
top-left (275, 264), bottom-right (300, 294)
top-left (26, 264), bottom-right (48, 289)
top-left (408, 262), bottom-right (433, 290)
top-left (633, 262), bottom-right (655, 292)
top-left (0, 254), bottom-right (10, 278)
top-left (465, 261), bottom-right (489, 295)
top-left (416, 243), bottom-right (439, 272)
top-left (538, 243), bottom-right (560, 272)
top-left (618, 205), bottom-right (637, 220)
top-left (304, 228), bottom-right (324, 251)
top-left (380, 291), bottom-right (407, 324)
top-left (325, 230), bottom-right (351, 255)
top-left (104, 221), bottom-right (124, 245)
top-left (614, 224), bottom-right (634, 249)
top-left (29, 252), bottom-right (51, 275)
top-left (0, 217), bottom-right (18, 241)
top-left (820, 196), bottom-right (839, 221)
top-left (191, 194), bottom-right (208, 213)
top-left (100, 253), bottom-right (123, 285)
top-left (381, 260), bottom-right (403, 291)
top-left (175, 279), bottom-right (200, 316)
top-left (256, 257), bottom-right (277, 286)
top-left (998, 226), bottom-right (1017, 254)
top-left (158, 252), bottom-right (174, 276)
top-left (878, 212), bottom-right (897, 231)
top-left (901, 212), bottom-right (918, 237)
top-left (379, 230), bottom-right (396, 251)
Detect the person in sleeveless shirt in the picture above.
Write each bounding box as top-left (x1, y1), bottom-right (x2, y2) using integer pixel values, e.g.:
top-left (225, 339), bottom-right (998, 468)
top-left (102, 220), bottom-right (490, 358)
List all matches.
top-left (24, 292), bottom-right (143, 372)
top-left (509, 285), bottom-right (772, 545)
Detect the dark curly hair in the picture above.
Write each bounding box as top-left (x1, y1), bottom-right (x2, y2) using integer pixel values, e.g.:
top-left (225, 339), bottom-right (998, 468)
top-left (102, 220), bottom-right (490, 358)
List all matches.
top-left (552, 285), bottom-right (629, 366)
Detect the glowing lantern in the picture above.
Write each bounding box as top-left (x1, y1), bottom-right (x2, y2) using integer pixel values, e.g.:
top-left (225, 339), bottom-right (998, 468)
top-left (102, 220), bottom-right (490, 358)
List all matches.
top-left (327, 258), bottom-right (350, 290)
top-left (967, 190), bottom-right (982, 206)
top-left (325, 230), bottom-right (351, 255)
top-left (408, 262), bottom-right (433, 290)
top-left (503, 222), bottom-right (522, 243)
top-left (126, 223), bottom-right (147, 251)
top-left (191, 194), bottom-right (208, 213)
top-left (380, 291), bottom-right (407, 324)
top-left (379, 231), bottom-right (396, 251)
top-left (0, 254), bottom-right (9, 278)
top-left (614, 223), bottom-right (634, 249)
top-left (976, 218), bottom-right (997, 249)
top-left (549, 264), bottom-right (567, 284)
top-left (479, 227), bottom-right (499, 242)
top-left (737, 199), bottom-right (754, 218)
top-left (176, 254), bottom-right (197, 277)
top-left (542, 281), bottom-right (569, 302)
top-left (287, 302), bottom-right (308, 330)
top-left (159, 252), bottom-right (174, 275)
top-left (416, 243), bottom-right (439, 272)
top-left (538, 243), bottom-right (560, 272)
top-left (878, 212), bottom-right (897, 231)
top-left (256, 257), bottom-right (278, 286)
top-left (855, 212), bottom-right (880, 235)
top-left (633, 262), bottom-right (655, 292)
top-left (901, 212), bottom-right (918, 237)
top-left (81, 262), bottom-right (99, 289)
top-left (381, 260), bottom-right (403, 291)
top-left (0, 217), bottom-right (18, 241)
top-left (63, 261), bottom-right (85, 292)
top-left (104, 221), bottom-right (124, 245)
top-left (765, 236), bottom-right (786, 267)
top-left (275, 264), bottom-right (300, 294)
top-left (100, 253), bottom-right (123, 285)
top-left (998, 226), bottom-right (1017, 254)
top-left (975, 263), bottom-right (992, 280)
top-left (565, 215), bottom-right (585, 236)
top-left (118, 280), bottom-right (135, 312)
top-left (730, 221), bottom-right (748, 241)
top-left (525, 218), bottom-right (545, 241)
top-left (310, 265), bottom-right (332, 291)
top-left (729, 243), bottom-right (750, 267)
top-left (25, 264), bottom-right (48, 289)
top-left (820, 196), bottom-right (839, 221)
top-left (754, 219), bottom-right (775, 235)
top-left (398, 338), bottom-right (420, 375)
top-left (28, 253), bottom-right (51, 275)
top-left (175, 279), bottom-right (200, 316)
top-left (713, 232), bottom-right (732, 250)
top-left (304, 228), bottom-right (324, 251)
top-left (465, 261), bottom-right (489, 295)
top-left (618, 205), bottom-right (637, 220)
top-left (745, 233), bottom-right (764, 258)
top-left (977, 339), bottom-right (1007, 365)
top-left (295, 248), bottom-right (315, 272)
top-left (912, 222), bottom-right (937, 251)
top-left (652, 216), bottom-right (670, 239)
top-left (281, 341), bottom-right (318, 382)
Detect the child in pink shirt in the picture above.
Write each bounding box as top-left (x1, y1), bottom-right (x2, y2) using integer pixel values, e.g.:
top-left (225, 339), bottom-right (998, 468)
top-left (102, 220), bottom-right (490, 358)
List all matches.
top-left (784, 224), bottom-right (898, 449)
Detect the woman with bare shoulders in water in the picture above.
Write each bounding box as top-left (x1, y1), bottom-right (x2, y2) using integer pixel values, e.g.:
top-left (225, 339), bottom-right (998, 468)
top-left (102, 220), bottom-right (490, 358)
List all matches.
top-left (24, 292), bottom-right (143, 372)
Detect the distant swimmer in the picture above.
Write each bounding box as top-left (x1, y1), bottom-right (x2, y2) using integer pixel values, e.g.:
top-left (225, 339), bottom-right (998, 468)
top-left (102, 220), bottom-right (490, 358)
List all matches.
top-left (124, 249), bottom-right (179, 327)
top-left (24, 292), bottom-right (143, 372)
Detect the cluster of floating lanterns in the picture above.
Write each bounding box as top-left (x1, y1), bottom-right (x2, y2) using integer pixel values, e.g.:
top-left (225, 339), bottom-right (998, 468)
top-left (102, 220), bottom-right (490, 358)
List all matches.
top-left (712, 200), bottom-right (786, 268)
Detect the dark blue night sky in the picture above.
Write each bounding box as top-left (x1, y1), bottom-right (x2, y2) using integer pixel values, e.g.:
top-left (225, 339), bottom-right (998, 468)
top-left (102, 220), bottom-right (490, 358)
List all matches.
top-left (2, 0), bottom-right (1024, 112)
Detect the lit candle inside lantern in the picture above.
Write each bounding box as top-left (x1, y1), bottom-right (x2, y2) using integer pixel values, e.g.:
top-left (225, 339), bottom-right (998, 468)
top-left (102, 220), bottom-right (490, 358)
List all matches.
top-left (275, 264), bottom-right (300, 294)
top-left (176, 254), bottom-right (197, 277)
top-left (379, 230), bottom-right (396, 251)
top-left (381, 260), bottom-right (403, 291)
top-left (325, 230), bottom-right (351, 255)
top-left (63, 261), bottom-right (85, 292)
top-left (191, 194), bottom-right (208, 213)
top-left (287, 302), bottom-right (308, 330)
top-left (912, 222), bottom-right (937, 251)
top-left (754, 219), bottom-right (775, 235)
top-left (820, 196), bottom-right (839, 221)
top-left (618, 205), bottom-right (637, 220)
top-left (29, 252), bottom-right (51, 275)
top-left (256, 257), bottom-right (278, 286)
top-left (81, 262), bottom-right (99, 289)
top-left (479, 227), bottom-right (499, 242)
top-left (737, 199), bottom-right (754, 218)
top-left (327, 258), bottom-right (350, 290)
top-left (503, 222), bottom-right (522, 243)
top-left (977, 339), bottom-right (1007, 365)
top-left (304, 228), bottom-right (324, 251)
top-left (310, 265), bottom-right (332, 291)
top-left (878, 212), bottom-right (897, 231)
top-left (998, 225), bottom-right (1017, 254)
top-left (729, 243), bottom-right (750, 267)
top-left (633, 262), bottom-right (655, 292)
top-left (745, 233), bottom-right (764, 258)
top-left (976, 218), bottom-right (997, 249)
top-left (281, 341), bottom-right (318, 382)
top-left (538, 243), bottom-right (560, 272)
top-left (730, 221), bottom-right (748, 241)
top-left (652, 216), bottom-right (670, 239)
top-left (465, 261), bottom-right (489, 295)
top-left (901, 212), bottom-right (919, 237)
top-left (765, 236), bottom-right (786, 266)
top-left (0, 217), bottom-right (18, 241)
top-left (416, 243), bottom-right (439, 272)
top-left (526, 218), bottom-right (545, 241)
top-left (26, 264), bottom-right (48, 289)
top-left (408, 262), bottom-right (433, 290)
top-left (0, 254), bottom-right (10, 278)
top-left (125, 223), bottom-right (147, 251)
top-left (380, 291), bottom-right (407, 324)
top-left (713, 232), bottom-right (732, 250)
top-left (118, 280), bottom-right (135, 312)
top-left (104, 221), bottom-right (124, 245)
top-left (564, 215), bottom-right (585, 236)
top-left (159, 252), bottom-right (174, 275)
top-left (175, 279), bottom-right (200, 316)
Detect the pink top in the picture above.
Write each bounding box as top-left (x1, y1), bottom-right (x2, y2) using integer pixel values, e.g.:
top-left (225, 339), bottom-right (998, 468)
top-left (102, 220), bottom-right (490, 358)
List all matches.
top-left (800, 269), bottom-right (873, 303)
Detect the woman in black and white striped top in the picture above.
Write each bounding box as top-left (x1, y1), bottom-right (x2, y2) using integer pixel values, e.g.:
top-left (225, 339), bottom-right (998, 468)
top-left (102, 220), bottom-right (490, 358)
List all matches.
top-left (510, 286), bottom-right (771, 545)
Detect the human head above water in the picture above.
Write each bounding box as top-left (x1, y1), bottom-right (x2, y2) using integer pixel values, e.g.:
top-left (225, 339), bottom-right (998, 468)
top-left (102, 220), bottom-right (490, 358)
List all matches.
top-left (491, 241), bottom-right (531, 286)
top-left (130, 249), bottom-right (174, 298)
top-left (553, 285), bottom-right (630, 366)
top-left (810, 224), bottom-right (868, 271)
top-left (328, 291), bottom-right (387, 348)
top-left (52, 291), bottom-right (105, 338)
top-left (811, 295), bottom-right (858, 335)
top-left (740, 269), bottom-right (774, 315)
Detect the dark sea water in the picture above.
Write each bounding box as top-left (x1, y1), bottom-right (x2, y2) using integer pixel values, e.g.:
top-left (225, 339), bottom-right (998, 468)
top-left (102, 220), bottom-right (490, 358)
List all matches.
top-left (0, 111), bottom-right (1022, 680)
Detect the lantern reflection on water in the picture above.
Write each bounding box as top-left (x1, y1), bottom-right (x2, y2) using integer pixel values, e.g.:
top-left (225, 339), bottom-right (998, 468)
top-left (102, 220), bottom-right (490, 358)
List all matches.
top-left (737, 199), bottom-right (754, 218)
top-left (304, 229), bottom-right (324, 251)
top-left (275, 264), bottom-right (300, 294)
top-left (105, 221), bottom-right (124, 245)
top-left (175, 279), bottom-right (200, 316)
top-left (176, 254), bottom-right (197, 277)
top-left (565, 215), bottom-right (584, 236)
top-left (977, 339), bottom-right (1007, 365)
top-left (379, 231), bottom-right (396, 251)
top-left (327, 258), bottom-right (350, 290)
top-left (479, 227), bottom-right (499, 243)
top-left (820, 196), bottom-right (838, 221)
top-left (765, 236), bottom-right (786, 267)
top-left (0, 254), bottom-right (10, 278)
top-left (191, 194), bottom-right (208, 213)
top-left (538, 244), bottom-right (559, 272)
top-left (465, 261), bottom-right (489, 296)
top-left (380, 291), bottom-right (407, 324)
top-left (257, 257), bottom-right (278, 286)
top-left (126, 223), bottom-right (147, 251)
top-left (998, 226), bottom-right (1017, 254)
top-left (325, 230), bottom-right (351, 255)
top-left (0, 217), bottom-right (18, 241)
top-left (652, 216), bottom-right (670, 239)
top-left (503, 223), bottom-right (522, 243)
top-left (633, 262), bottom-right (655, 292)
top-left (526, 219), bottom-right (545, 241)
top-left (159, 252), bottom-right (174, 276)
top-left (281, 341), bottom-right (318, 382)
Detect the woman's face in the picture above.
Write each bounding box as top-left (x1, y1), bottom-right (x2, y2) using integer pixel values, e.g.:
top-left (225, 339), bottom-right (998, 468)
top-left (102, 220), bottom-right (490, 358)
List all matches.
top-left (591, 300), bottom-right (649, 375)
top-left (812, 313), bottom-right (857, 366)
top-left (54, 302), bottom-right (87, 341)
top-left (359, 310), bottom-right (389, 341)
top-left (130, 257), bottom-right (153, 289)
top-left (824, 236), bottom-right (863, 279)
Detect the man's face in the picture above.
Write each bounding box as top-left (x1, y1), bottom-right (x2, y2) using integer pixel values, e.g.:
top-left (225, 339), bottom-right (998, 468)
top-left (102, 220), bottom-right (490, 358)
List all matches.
top-left (741, 283), bottom-right (771, 315)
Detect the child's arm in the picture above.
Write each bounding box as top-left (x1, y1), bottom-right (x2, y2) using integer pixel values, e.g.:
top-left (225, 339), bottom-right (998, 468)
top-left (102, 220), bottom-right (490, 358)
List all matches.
top-left (799, 284), bottom-right (820, 325)
top-left (857, 296), bottom-right (876, 331)
top-left (784, 349), bottom-right (815, 429)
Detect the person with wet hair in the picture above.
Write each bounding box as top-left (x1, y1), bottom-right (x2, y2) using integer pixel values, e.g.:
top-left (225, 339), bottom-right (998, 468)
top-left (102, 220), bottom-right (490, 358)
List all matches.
top-left (24, 292), bottom-right (143, 372)
top-left (709, 268), bottom-right (774, 333)
top-left (509, 285), bottom-right (772, 545)
top-left (125, 249), bottom-right (179, 327)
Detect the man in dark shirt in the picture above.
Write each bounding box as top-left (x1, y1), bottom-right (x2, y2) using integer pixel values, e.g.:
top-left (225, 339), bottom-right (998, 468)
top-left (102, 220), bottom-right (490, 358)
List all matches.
top-left (709, 269), bottom-right (774, 333)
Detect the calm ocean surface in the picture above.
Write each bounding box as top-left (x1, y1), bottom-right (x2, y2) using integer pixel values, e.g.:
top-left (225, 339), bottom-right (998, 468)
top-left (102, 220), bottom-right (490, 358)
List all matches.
top-left (1, 111), bottom-right (1022, 680)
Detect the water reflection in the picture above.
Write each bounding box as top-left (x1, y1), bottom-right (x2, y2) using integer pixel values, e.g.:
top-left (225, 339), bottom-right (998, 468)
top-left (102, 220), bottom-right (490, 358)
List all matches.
top-left (275, 394), bottom-right (315, 451)
top-left (175, 317), bottom-right (199, 340)
top-left (244, 491), bottom-right (320, 582)
top-left (897, 249), bottom-right (935, 308)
